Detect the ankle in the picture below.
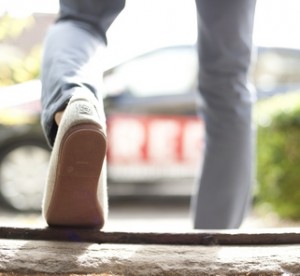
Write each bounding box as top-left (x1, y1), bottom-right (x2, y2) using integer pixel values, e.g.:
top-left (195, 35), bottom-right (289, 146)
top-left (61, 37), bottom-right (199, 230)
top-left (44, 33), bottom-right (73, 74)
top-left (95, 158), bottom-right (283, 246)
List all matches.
top-left (55, 111), bottom-right (65, 126)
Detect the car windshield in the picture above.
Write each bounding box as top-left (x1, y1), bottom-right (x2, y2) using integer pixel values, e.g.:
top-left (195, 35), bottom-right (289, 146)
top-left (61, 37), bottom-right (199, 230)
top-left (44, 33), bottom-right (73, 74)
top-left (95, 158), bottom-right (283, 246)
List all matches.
top-left (103, 46), bottom-right (198, 97)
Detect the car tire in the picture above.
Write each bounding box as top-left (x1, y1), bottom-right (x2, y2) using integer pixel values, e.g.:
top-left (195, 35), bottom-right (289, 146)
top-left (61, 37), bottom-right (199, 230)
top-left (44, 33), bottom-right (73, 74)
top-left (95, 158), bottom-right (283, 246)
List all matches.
top-left (0, 139), bottom-right (50, 212)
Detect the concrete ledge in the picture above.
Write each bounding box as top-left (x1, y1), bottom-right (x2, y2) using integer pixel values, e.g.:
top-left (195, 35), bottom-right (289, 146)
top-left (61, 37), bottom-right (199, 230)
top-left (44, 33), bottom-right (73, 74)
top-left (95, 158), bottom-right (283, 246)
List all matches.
top-left (0, 239), bottom-right (300, 275)
top-left (1, 227), bottom-right (300, 245)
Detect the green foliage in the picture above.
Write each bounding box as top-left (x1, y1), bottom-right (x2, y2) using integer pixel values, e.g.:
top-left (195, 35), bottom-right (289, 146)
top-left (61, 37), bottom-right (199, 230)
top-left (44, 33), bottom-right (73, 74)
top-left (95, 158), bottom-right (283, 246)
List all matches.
top-left (255, 92), bottom-right (300, 219)
top-left (0, 14), bottom-right (34, 41)
top-left (0, 45), bottom-right (41, 86)
top-left (0, 14), bottom-right (40, 86)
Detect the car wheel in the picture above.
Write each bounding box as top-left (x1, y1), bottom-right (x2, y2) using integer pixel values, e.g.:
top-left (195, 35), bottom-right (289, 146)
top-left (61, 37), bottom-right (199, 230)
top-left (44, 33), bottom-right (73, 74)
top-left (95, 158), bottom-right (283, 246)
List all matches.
top-left (0, 140), bottom-right (50, 212)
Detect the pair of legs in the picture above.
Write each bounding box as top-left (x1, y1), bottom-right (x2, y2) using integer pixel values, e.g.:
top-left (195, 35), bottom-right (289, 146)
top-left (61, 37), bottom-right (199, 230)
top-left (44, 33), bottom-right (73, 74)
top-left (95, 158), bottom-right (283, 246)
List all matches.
top-left (41, 0), bottom-right (256, 229)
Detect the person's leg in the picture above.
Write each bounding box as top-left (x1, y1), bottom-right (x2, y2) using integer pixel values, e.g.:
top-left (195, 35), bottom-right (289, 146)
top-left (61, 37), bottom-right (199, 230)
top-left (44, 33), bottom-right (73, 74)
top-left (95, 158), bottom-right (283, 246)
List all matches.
top-left (41, 0), bottom-right (125, 146)
top-left (191, 0), bottom-right (257, 229)
top-left (41, 0), bottom-right (125, 227)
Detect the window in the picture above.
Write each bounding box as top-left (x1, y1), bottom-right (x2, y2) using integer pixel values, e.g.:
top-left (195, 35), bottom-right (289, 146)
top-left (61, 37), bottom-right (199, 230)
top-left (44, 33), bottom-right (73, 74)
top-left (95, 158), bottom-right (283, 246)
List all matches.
top-left (103, 46), bottom-right (198, 97)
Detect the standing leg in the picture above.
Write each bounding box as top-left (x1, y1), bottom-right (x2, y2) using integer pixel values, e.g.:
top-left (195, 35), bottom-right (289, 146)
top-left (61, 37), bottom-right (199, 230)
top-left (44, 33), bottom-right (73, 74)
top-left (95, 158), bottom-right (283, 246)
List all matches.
top-left (191, 0), bottom-right (257, 229)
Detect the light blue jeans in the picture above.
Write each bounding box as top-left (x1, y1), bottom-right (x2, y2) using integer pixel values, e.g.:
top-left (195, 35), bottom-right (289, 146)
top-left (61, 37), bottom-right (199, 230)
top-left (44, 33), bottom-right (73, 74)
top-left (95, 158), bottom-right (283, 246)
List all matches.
top-left (41, 0), bottom-right (257, 229)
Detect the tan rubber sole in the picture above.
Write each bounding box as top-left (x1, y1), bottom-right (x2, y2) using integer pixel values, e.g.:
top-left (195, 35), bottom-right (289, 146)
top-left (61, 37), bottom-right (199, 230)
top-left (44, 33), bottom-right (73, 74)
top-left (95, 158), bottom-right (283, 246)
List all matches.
top-left (45, 123), bottom-right (107, 228)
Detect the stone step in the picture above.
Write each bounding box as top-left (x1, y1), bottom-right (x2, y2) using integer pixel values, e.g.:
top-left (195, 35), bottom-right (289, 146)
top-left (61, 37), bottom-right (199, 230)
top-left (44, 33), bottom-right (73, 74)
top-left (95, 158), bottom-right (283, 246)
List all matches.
top-left (0, 227), bottom-right (299, 275)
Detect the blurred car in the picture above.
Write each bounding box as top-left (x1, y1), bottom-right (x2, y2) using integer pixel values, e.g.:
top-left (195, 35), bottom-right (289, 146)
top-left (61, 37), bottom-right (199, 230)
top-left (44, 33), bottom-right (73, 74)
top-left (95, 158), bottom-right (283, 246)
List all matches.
top-left (1, 44), bottom-right (300, 211)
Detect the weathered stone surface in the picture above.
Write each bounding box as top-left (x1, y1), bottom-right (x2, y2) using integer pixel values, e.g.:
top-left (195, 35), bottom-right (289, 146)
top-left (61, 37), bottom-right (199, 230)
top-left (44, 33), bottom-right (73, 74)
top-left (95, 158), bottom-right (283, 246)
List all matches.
top-left (0, 239), bottom-right (299, 275)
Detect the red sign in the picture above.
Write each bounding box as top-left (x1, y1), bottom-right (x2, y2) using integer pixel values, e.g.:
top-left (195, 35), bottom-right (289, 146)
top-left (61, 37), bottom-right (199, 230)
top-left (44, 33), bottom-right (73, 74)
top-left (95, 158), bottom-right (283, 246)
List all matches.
top-left (107, 114), bottom-right (205, 165)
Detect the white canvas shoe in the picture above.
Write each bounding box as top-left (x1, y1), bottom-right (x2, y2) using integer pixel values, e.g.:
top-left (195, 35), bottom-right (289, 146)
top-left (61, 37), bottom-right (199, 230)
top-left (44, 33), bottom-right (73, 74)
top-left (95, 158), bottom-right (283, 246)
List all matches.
top-left (43, 91), bottom-right (107, 228)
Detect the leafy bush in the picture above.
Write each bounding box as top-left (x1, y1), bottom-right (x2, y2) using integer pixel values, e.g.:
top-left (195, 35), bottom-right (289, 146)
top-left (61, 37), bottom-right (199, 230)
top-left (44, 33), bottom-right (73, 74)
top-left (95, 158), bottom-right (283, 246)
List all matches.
top-left (0, 45), bottom-right (41, 86)
top-left (0, 14), bottom-right (41, 86)
top-left (255, 92), bottom-right (300, 219)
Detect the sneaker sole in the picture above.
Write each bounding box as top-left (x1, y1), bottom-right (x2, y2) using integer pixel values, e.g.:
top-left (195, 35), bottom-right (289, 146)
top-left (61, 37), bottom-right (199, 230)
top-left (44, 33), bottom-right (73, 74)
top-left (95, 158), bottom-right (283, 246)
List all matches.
top-left (45, 123), bottom-right (107, 228)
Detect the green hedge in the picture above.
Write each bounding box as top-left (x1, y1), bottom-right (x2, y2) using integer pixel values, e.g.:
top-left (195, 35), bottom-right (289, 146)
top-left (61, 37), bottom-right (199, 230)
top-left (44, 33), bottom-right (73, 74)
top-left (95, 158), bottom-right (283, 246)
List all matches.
top-left (255, 92), bottom-right (300, 220)
top-left (0, 15), bottom-right (41, 86)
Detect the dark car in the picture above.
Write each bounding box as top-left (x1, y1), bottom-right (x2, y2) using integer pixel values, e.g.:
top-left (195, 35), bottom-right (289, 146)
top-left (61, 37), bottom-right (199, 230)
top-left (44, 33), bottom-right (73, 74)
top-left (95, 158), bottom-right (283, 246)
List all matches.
top-left (0, 44), bottom-right (300, 211)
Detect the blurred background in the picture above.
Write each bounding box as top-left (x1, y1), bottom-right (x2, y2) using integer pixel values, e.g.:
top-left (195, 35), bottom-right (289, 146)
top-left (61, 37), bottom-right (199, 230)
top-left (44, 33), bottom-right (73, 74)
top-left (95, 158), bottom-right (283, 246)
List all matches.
top-left (0, 0), bottom-right (300, 231)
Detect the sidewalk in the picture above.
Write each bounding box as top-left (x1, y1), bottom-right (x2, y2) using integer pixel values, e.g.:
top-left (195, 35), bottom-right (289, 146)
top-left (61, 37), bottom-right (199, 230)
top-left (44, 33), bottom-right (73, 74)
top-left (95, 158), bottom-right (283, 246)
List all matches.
top-left (1, 197), bottom-right (300, 231)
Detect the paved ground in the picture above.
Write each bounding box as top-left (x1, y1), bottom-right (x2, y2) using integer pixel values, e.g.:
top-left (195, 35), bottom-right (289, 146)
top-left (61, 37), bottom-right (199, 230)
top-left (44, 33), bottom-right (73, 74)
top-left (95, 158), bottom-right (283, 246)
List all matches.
top-left (0, 197), bottom-right (299, 231)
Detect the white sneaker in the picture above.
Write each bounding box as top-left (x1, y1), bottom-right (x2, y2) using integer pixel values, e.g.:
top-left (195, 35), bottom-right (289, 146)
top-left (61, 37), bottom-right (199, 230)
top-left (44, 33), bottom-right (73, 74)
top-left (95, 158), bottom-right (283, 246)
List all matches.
top-left (43, 91), bottom-right (107, 228)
